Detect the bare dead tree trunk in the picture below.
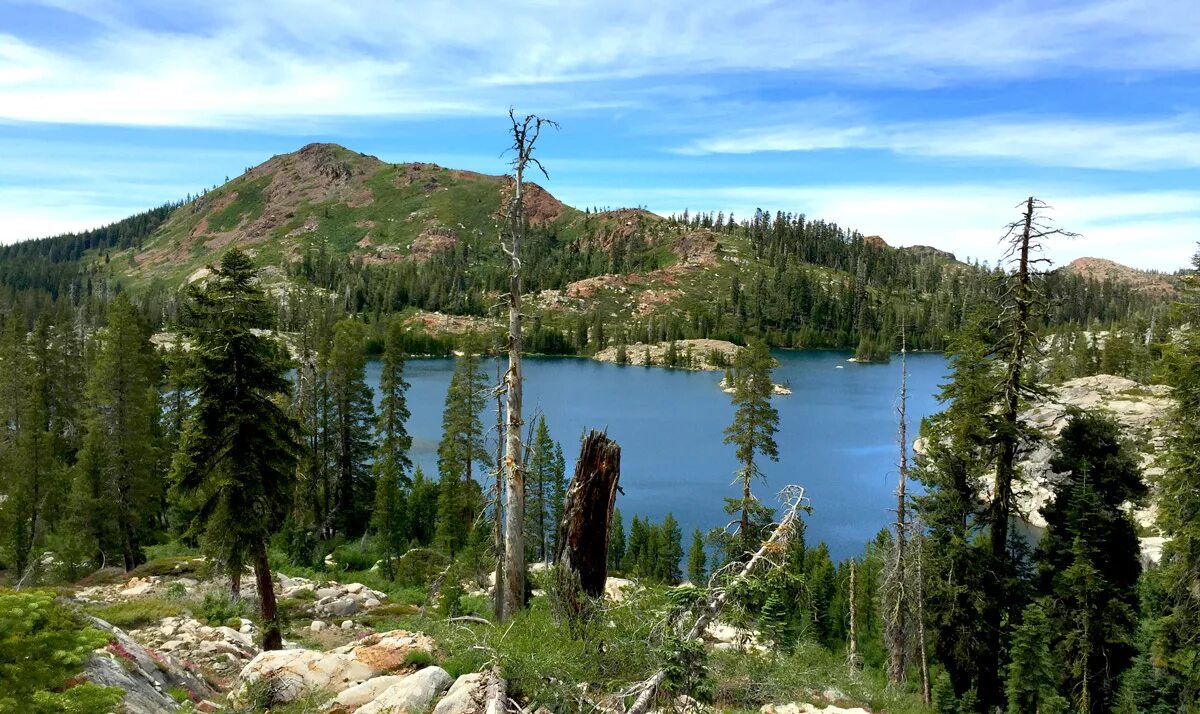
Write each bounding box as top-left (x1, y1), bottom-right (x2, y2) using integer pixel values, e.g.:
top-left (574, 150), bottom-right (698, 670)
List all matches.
top-left (981, 196), bottom-right (1074, 708)
top-left (848, 559), bottom-right (861, 670)
top-left (915, 527), bottom-right (931, 705)
top-left (625, 486), bottom-right (807, 714)
top-left (886, 329), bottom-right (909, 685)
top-left (493, 348), bottom-right (505, 619)
top-left (500, 110), bottom-right (556, 620)
top-left (555, 431), bottom-right (621, 597)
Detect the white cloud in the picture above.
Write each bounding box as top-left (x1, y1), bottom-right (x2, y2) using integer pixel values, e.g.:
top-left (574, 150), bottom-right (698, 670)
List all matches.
top-left (1, 0), bottom-right (1198, 127)
top-left (679, 116), bottom-right (1200, 171)
top-left (555, 183), bottom-right (1198, 271)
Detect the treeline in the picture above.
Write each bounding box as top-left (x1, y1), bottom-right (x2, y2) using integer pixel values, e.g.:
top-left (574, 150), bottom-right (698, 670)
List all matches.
top-left (0, 251), bottom-right (579, 590)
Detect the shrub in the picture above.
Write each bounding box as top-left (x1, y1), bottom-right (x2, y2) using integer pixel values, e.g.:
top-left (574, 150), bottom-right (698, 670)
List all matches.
top-left (130, 556), bottom-right (209, 579)
top-left (86, 598), bottom-right (186, 629)
top-left (0, 590), bottom-right (124, 714)
top-left (330, 543), bottom-right (377, 573)
top-left (199, 592), bottom-right (247, 626)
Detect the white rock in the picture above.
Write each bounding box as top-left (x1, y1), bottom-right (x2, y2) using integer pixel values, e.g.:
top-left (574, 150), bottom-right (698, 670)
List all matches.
top-left (217, 626), bottom-right (253, 647)
top-left (357, 667), bottom-right (453, 714)
top-left (433, 672), bottom-right (488, 714)
top-left (316, 586), bottom-right (342, 599)
top-left (325, 596), bottom-right (361, 617)
top-left (345, 582), bottom-right (365, 594)
top-left (364, 598), bottom-right (382, 608)
top-left (233, 649), bottom-right (376, 705)
top-left (341, 620), bottom-right (354, 630)
top-left (311, 620), bottom-right (328, 632)
top-left (330, 674), bottom-right (407, 709)
top-left (604, 577), bottom-right (636, 601)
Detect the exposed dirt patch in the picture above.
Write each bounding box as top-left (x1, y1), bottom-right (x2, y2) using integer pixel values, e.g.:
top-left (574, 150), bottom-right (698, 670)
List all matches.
top-left (863, 234), bottom-right (889, 249)
top-left (404, 311), bottom-right (492, 335)
top-left (634, 288), bottom-right (684, 317)
top-left (670, 230), bottom-right (720, 265)
top-left (407, 226), bottom-right (459, 263)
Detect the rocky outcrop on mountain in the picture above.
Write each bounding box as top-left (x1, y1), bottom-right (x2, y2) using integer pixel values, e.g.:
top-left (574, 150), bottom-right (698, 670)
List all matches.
top-left (1015, 375), bottom-right (1171, 535)
top-left (1061, 257), bottom-right (1177, 298)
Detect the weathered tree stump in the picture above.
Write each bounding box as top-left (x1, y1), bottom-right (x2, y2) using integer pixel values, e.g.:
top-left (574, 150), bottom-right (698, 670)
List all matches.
top-left (555, 430), bottom-right (621, 598)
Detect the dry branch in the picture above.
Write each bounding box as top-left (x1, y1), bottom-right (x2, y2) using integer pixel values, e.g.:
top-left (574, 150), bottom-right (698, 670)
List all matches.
top-left (623, 485), bottom-right (807, 714)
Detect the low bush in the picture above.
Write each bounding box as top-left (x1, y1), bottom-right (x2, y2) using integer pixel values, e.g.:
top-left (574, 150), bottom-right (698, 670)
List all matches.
top-left (85, 597), bottom-right (187, 629)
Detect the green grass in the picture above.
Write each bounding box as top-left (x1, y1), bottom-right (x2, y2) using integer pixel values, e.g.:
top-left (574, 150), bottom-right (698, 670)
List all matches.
top-left (85, 597), bottom-right (188, 630)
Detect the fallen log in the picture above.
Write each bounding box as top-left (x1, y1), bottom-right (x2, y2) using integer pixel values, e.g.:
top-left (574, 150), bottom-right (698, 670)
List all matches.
top-left (623, 485), bottom-right (808, 714)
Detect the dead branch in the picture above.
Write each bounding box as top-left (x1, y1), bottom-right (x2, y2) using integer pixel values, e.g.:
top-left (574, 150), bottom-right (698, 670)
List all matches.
top-left (623, 485), bottom-right (807, 714)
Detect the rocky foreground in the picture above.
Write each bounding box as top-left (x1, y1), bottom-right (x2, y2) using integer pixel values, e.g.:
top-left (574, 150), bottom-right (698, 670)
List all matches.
top-left (65, 562), bottom-right (876, 713)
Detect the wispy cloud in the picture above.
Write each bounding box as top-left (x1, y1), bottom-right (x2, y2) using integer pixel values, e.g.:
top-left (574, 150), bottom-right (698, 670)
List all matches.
top-left (1, 0), bottom-right (1198, 127)
top-left (678, 116), bottom-right (1200, 171)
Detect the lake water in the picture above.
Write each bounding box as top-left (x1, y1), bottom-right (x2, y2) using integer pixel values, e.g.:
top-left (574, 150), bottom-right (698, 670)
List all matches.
top-left (365, 351), bottom-right (948, 561)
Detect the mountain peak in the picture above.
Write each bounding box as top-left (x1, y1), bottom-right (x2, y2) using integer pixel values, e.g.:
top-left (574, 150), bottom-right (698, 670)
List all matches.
top-left (1062, 257), bottom-right (1177, 297)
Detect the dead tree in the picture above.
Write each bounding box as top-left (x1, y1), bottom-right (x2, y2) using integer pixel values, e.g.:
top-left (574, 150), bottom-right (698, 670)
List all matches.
top-left (500, 109), bottom-right (557, 620)
top-left (885, 329), bottom-right (909, 684)
top-left (555, 431), bottom-right (622, 598)
top-left (980, 197), bottom-right (1075, 706)
top-left (847, 560), bottom-right (861, 670)
top-left (624, 486), bottom-right (807, 714)
top-left (915, 524), bottom-right (931, 705)
top-left (492, 342), bottom-right (505, 618)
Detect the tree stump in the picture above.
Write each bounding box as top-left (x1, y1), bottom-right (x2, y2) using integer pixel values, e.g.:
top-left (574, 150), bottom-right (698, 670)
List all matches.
top-left (555, 430), bottom-right (621, 598)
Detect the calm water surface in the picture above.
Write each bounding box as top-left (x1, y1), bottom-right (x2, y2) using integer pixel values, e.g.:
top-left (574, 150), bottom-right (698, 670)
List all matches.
top-left (365, 351), bottom-right (948, 561)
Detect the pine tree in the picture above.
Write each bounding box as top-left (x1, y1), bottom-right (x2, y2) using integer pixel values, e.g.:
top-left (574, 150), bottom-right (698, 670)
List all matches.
top-left (723, 338), bottom-right (779, 556)
top-left (657, 513), bottom-right (684, 584)
top-left (436, 353), bottom-right (487, 555)
top-left (407, 466), bottom-right (439, 547)
top-left (1156, 249), bottom-right (1200, 704)
top-left (525, 416), bottom-right (555, 562)
top-left (1037, 409), bottom-right (1145, 712)
top-left (70, 294), bottom-right (160, 571)
top-left (624, 515), bottom-right (647, 574)
top-left (688, 528), bottom-right (706, 584)
top-left (371, 319), bottom-right (412, 580)
top-left (549, 441), bottom-right (567, 554)
top-left (170, 249), bottom-right (299, 650)
top-left (608, 509), bottom-right (626, 572)
top-left (328, 318), bottom-right (375, 537)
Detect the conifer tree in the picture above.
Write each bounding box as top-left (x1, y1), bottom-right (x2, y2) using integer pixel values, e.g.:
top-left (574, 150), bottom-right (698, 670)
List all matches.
top-left (525, 416), bottom-right (555, 561)
top-left (1156, 249), bottom-right (1200, 703)
top-left (1037, 409), bottom-right (1144, 712)
top-left (170, 248), bottom-right (299, 650)
top-left (609, 509), bottom-right (626, 572)
top-left (549, 441), bottom-right (567, 554)
top-left (407, 466), bottom-right (439, 546)
top-left (688, 528), bottom-right (706, 584)
top-left (71, 294), bottom-right (160, 571)
top-left (658, 513), bottom-right (684, 584)
top-left (371, 319), bottom-right (412, 579)
top-left (723, 338), bottom-right (779, 556)
top-left (436, 353), bottom-right (487, 554)
top-left (328, 318), bottom-right (375, 537)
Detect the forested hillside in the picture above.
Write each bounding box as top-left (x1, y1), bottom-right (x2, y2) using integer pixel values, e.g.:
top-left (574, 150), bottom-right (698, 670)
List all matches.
top-left (0, 143), bottom-right (1174, 364)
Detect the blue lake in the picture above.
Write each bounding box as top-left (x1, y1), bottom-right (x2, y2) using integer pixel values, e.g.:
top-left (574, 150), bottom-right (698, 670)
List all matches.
top-left (366, 351), bottom-right (948, 561)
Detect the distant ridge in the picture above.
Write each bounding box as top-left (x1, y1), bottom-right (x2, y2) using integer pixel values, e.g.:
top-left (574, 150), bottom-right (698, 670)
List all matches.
top-left (1061, 257), bottom-right (1178, 298)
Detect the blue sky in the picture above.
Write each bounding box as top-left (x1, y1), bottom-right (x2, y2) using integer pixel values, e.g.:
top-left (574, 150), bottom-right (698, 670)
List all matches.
top-left (1, 0), bottom-right (1198, 270)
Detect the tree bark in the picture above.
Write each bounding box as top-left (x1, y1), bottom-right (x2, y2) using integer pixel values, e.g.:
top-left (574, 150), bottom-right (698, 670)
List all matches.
top-left (886, 333), bottom-right (909, 685)
top-left (253, 541), bottom-right (282, 650)
top-left (493, 351), bottom-right (505, 619)
top-left (555, 431), bottom-right (621, 597)
top-left (848, 560), bottom-right (860, 669)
